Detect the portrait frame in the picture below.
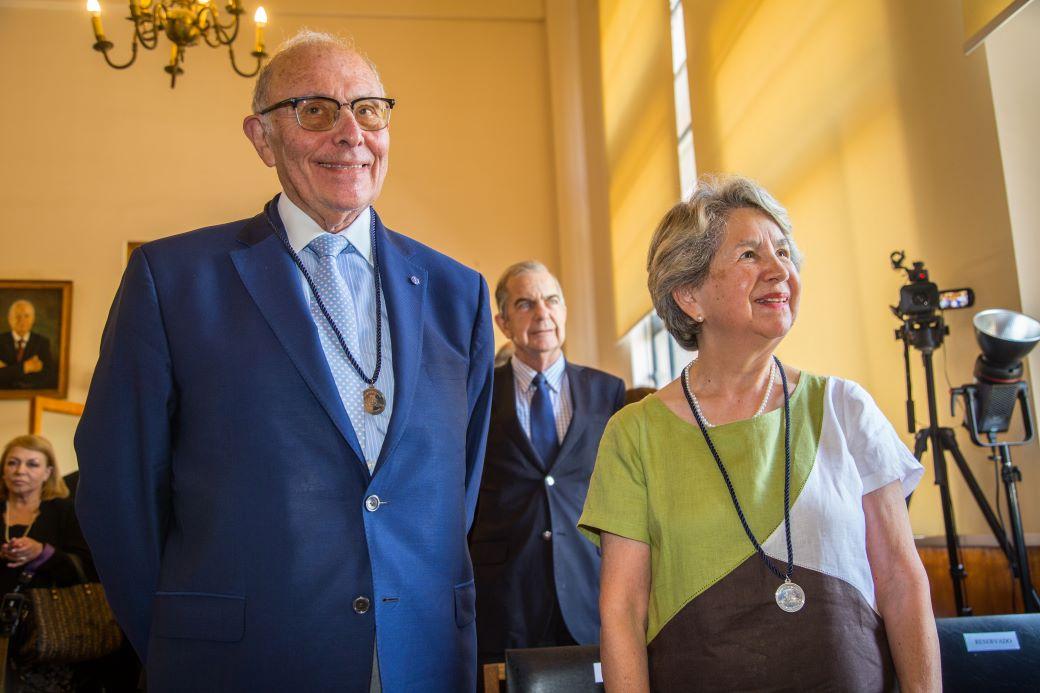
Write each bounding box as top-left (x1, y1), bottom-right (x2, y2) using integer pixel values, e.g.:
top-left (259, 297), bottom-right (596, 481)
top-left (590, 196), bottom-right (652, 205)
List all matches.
top-left (0, 280), bottom-right (72, 400)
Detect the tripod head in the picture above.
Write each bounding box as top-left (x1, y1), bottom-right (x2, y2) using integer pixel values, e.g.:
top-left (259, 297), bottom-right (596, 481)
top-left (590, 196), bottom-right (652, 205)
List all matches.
top-left (890, 251), bottom-right (974, 354)
top-left (890, 251), bottom-right (974, 432)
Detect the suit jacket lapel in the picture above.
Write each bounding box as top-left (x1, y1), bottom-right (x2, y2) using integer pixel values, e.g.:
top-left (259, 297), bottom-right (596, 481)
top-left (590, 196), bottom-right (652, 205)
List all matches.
top-left (372, 211), bottom-right (426, 475)
top-left (550, 362), bottom-right (590, 472)
top-left (230, 199), bottom-right (366, 468)
top-left (494, 364), bottom-right (545, 472)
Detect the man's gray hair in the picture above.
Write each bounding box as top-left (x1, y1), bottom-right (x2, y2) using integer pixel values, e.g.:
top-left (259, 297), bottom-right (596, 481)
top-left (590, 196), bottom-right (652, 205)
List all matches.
top-left (494, 261), bottom-right (564, 316)
top-left (647, 174), bottom-right (802, 350)
top-left (251, 30), bottom-right (384, 114)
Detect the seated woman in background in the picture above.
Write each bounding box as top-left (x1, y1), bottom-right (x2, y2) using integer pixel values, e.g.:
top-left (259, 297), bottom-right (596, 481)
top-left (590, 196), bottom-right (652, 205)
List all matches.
top-left (1, 434), bottom-right (97, 691)
top-left (1, 435), bottom-right (90, 591)
top-left (579, 175), bottom-right (941, 692)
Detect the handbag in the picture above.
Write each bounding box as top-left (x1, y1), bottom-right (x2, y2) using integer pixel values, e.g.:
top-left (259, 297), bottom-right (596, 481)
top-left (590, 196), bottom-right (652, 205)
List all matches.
top-left (13, 553), bottom-right (123, 665)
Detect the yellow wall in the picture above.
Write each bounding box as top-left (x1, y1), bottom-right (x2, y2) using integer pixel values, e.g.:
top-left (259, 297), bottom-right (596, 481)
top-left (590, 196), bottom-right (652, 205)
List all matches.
top-left (683, 0), bottom-right (1039, 536)
top-left (0, 0), bottom-right (560, 468)
top-left (598, 0), bottom-right (679, 337)
top-left (963, 0), bottom-right (1034, 50)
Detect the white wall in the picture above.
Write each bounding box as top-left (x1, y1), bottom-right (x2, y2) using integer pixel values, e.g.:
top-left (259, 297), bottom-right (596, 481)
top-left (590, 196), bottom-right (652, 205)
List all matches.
top-left (985, 0), bottom-right (1040, 423)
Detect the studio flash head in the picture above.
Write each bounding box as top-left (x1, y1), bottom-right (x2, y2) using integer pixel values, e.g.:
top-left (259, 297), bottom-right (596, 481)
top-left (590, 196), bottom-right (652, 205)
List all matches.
top-left (962, 309), bottom-right (1040, 437)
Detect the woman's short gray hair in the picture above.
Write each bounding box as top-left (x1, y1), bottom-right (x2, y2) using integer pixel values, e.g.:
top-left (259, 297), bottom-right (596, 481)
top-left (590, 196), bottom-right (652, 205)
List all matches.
top-left (251, 30), bottom-right (384, 115)
top-left (646, 174), bottom-right (801, 350)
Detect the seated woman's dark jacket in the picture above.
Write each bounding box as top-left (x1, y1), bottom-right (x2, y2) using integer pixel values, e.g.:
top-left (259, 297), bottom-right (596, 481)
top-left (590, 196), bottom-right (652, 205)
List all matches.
top-left (0, 497), bottom-right (96, 595)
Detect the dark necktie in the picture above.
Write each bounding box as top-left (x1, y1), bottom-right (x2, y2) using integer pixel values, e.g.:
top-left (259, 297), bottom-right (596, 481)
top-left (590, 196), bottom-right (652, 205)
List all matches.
top-left (530, 372), bottom-right (559, 466)
top-left (14, 339), bottom-right (25, 363)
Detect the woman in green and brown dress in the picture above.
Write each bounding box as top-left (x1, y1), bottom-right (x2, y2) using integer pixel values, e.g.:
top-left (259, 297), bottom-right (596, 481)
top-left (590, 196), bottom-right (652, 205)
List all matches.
top-left (579, 175), bottom-right (940, 692)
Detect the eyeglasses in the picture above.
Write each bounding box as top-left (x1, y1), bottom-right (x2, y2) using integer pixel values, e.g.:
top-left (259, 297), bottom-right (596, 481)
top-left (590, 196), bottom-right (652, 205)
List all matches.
top-left (258, 95), bottom-right (396, 132)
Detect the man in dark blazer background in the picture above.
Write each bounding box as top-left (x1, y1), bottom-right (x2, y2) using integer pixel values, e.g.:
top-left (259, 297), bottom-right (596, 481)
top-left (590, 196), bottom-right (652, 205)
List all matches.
top-left (75, 31), bottom-right (494, 692)
top-left (469, 261), bottom-right (626, 662)
top-left (0, 299), bottom-right (55, 389)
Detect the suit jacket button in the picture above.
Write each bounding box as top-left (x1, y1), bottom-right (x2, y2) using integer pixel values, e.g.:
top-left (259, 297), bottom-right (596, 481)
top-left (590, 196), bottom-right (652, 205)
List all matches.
top-left (353, 596), bottom-right (371, 614)
top-left (365, 495), bottom-right (381, 512)
top-left (545, 475), bottom-right (555, 487)
top-left (542, 530), bottom-right (553, 541)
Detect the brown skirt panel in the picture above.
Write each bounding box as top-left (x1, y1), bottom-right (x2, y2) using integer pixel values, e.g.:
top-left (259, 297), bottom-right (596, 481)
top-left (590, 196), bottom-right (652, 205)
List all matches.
top-left (647, 558), bottom-right (896, 692)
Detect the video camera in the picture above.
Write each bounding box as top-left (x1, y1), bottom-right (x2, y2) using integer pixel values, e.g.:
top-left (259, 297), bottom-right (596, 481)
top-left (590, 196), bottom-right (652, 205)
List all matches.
top-left (890, 251), bottom-right (974, 319)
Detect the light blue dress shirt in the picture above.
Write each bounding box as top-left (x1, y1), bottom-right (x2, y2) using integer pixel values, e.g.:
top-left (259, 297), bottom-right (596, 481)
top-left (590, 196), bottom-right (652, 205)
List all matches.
top-left (510, 354), bottom-right (572, 445)
top-left (278, 193), bottom-right (394, 471)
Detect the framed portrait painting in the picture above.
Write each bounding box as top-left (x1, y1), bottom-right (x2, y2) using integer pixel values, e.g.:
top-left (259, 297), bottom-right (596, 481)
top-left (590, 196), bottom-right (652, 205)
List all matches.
top-left (0, 281), bottom-right (72, 399)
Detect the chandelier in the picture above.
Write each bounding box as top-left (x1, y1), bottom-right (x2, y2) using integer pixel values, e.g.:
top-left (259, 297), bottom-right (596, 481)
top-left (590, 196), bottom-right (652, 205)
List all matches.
top-left (85, 0), bottom-right (270, 88)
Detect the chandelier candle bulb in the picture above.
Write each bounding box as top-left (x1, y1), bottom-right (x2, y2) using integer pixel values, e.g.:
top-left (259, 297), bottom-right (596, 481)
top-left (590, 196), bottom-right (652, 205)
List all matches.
top-left (254, 6), bottom-right (267, 53)
top-left (86, 0), bottom-right (104, 40)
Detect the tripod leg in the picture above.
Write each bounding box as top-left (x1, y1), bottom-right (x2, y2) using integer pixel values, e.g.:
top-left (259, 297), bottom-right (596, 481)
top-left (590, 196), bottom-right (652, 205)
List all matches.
top-left (942, 429), bottom-right (1017, 561)
top-left (909, 430), bottom-right (930, 508)
top-left (923, 425), bottom-right (971, 616)
top-left (996, 446), bottom-right (1040, 613)
top-left (919, 352), bottom-right (972, 615)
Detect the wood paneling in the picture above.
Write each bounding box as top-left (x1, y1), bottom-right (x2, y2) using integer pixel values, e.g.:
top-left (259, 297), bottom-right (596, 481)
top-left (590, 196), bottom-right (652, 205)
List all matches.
top-left (919, 545), bottom-right (1040, 617)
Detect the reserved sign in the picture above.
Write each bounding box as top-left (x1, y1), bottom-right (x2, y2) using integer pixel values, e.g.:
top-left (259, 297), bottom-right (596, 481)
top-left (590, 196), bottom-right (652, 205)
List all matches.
top-left (964, 631), bottom-right (1021, 652)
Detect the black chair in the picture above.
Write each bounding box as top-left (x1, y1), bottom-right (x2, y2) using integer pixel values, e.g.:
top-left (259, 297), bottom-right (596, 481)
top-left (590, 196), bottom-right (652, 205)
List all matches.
top-left (504, 645), bottom-right (603, 693)
top-left (503, 616), bottom-right (1040, 691)
top-left (937, 613), bottom-right (1040, 692)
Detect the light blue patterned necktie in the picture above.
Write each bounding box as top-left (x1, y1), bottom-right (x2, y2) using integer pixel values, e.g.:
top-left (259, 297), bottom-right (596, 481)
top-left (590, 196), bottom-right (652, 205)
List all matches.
top-left (307, 233), bottom-right (368, 454)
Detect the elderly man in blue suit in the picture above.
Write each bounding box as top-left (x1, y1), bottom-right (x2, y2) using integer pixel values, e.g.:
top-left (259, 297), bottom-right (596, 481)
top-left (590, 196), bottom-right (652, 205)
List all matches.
top-left (75, 31), bottom-right (494, 692)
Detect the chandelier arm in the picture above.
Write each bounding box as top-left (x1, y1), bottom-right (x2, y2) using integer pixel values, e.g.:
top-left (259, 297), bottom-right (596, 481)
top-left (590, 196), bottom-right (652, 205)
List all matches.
top-left (228, 45), bottom-right (264, 78)
top-left (135, 15), bottom-right (160, 50)
top-left (199, 7), bottom-right (224, 48)
top-left (201, 29), bottom-right (224, 48)
top-left (211, 10), bottom-right (240, 33)
top-left (212, 16), bottom-right (241, 45)
top-left (97, 39), bottom-right (139, 70)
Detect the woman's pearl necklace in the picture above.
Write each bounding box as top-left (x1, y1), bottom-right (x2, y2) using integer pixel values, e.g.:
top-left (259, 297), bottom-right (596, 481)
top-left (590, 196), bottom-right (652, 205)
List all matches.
top-left (682, 358), bottom-right (776, 428)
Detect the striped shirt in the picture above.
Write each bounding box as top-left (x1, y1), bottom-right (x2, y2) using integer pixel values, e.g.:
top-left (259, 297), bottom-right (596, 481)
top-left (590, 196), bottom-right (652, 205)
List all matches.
top-left (510, 355), bottom-right (572, 445)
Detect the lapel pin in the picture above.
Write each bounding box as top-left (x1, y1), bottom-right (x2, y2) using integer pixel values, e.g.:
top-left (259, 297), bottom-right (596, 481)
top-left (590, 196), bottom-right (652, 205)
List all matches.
top-left (409, 275), bottom-right (421, 286)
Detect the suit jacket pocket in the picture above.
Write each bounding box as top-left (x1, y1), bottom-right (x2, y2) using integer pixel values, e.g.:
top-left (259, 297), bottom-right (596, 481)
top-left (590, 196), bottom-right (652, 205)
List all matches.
top-left (454, 579), bottom-right (476, 628)
top-left (152, 592), bottom-right (245, 642)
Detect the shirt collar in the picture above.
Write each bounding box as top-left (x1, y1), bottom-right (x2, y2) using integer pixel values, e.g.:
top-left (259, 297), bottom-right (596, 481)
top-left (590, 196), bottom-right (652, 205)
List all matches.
top-left (12, 332), bottom-right (29, 343)
top-left (511, 354), bottom-right (567, 394)
top-left (277, 193), bottom-right (373, 265)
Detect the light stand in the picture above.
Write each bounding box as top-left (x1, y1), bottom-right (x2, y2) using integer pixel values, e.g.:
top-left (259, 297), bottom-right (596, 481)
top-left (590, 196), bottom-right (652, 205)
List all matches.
top-left (950, 309), bottom-right (1040, 612)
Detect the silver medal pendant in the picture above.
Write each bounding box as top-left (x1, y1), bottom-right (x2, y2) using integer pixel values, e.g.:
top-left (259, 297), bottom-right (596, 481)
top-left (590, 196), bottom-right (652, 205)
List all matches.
top-left (775, 578), bottom-right (805, 612)
top-left (363, 387), bottom-right (386, 415)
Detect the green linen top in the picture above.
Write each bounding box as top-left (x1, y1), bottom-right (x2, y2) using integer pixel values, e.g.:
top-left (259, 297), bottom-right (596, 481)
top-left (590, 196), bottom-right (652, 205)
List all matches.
top-left (577, 373), bottom-right (826, 643)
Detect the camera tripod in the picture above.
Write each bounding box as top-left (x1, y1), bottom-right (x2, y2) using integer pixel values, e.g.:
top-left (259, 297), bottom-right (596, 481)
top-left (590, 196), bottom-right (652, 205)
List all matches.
top-left (899, 318), bottom-right (1040, 615)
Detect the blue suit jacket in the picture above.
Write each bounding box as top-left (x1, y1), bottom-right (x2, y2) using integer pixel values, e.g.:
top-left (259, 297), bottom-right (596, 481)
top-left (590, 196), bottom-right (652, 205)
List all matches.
top-left (75, 198), bottom-right (494, 692)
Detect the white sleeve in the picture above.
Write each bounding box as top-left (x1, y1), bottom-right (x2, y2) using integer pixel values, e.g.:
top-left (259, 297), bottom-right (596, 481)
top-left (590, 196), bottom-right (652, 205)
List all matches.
top-left (836, 378), bottom-right (924, 497)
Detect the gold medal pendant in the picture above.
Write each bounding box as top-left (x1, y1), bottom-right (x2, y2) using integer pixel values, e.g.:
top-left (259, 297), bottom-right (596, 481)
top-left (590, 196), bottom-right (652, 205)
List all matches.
top-left (775, 579), bottom-right (805, 613)
top-left (363, 387), bottom-right (386, 415)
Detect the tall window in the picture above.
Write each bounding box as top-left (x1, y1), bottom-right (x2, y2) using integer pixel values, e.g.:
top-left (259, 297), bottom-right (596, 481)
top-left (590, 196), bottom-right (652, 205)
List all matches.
top-left (671, 0), bottom-right (696, 198)
top-left (626, 312), bottom-right (691, 388)
top-left (624, 1), bottom-right (697, 388)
